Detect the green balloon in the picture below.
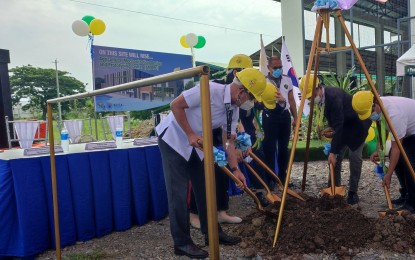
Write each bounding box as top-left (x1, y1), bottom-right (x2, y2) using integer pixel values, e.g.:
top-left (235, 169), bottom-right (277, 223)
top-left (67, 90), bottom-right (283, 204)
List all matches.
top-left (82, 15), bottom-right (95, 25)
top-left (194, 36), bottom-right (206, 49)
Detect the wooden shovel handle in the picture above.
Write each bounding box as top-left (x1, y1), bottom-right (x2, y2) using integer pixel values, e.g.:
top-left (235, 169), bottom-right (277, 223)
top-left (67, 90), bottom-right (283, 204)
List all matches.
top-left (329, 163), bottom-right (335, 195)
top-left (383, 185), bottom-right (393, 210)
top-left (243, 161), bottom-right (272, 195)
top-left (219, 166), bottom-right (264, 212)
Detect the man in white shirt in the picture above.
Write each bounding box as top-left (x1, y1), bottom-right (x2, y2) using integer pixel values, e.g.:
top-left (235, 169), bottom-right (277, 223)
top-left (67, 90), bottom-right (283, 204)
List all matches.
top-left (156, 68), bottom-right (268, 258)
top-left (262, 56), bottom-right (298, 187)
top-left (352, 91), bottom-right (415, 211)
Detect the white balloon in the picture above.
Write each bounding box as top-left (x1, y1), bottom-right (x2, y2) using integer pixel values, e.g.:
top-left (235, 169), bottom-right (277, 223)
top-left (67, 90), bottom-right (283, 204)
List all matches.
top-left (72, 20), bottom-right (90, 37)
top-left (185, 33), bottom-right (198, 47)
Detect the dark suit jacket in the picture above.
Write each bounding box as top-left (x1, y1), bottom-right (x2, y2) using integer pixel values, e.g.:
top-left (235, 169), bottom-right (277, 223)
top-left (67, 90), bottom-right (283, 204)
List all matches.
top-left (323, 86), bottom-right (371, 154)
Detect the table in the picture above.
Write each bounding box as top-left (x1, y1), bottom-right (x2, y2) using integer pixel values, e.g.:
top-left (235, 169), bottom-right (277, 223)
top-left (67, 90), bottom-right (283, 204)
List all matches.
top-left (0, 139), bottom-right (168, 258)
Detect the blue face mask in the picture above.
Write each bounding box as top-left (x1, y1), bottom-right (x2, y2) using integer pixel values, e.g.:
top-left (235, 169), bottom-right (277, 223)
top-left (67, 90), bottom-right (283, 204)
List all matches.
top-left (369, 112), bottom-right (381, 121)
top-left (272, 69), bottom-right (282, 78)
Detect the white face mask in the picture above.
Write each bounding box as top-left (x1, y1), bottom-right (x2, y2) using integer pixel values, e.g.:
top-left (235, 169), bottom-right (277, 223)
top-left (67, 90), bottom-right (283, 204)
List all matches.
top-left (240, 100), bottom-right (254, 111)
top-left (314, 95), bottom-right (322, 104)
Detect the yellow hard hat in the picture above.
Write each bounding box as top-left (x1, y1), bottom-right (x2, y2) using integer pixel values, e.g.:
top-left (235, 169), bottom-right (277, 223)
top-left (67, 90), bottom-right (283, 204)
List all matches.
top-left (236, 68), bottom-right (266, 101)
top-left (259, 82), bottom-right (277, 109)
top-left (352, 91), bottom-right (374, 120)
top-left (227, 54), bottom-right (253, 69)
top-left (299, 74), bottom-right (319, 99)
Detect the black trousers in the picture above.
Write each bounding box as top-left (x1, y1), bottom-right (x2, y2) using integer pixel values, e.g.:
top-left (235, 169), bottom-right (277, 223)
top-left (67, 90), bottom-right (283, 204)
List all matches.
top-left (394, 134), bottom-right (415, 206)
top-left (262, 107), bottom-right (291, 185)
top-left (158, 135), bottom-right (221, 246)
top-left (189, 128), bottom-right (230, 213)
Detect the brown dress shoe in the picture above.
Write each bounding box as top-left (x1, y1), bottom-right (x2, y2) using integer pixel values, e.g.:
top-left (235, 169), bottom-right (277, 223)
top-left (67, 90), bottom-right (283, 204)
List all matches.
top-left (174, 243), bottom-right (208, 259)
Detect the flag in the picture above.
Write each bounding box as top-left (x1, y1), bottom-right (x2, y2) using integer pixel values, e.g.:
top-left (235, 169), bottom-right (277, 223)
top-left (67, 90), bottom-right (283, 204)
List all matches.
top-left (280, 38), bottom-right (307, 115)
top-left (259, 34), bottom-right (268, 76)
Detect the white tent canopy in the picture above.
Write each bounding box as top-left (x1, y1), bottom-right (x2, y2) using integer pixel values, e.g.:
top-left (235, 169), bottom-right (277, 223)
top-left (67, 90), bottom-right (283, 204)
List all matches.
top-left (396, 44), bottom-right (415, 76)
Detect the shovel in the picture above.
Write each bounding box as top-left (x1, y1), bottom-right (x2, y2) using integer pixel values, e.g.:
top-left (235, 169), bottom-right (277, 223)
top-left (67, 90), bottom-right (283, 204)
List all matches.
top-left (247, 151), bottom-right (305, 202)
top-left (321, 163), bottom-right (347, 197)
top-left (378, 185), bottom-right (403, 217)
top-left (243, 161), bottom-right (281, 204)
top-left (219, 166), bottom-right (277, 218)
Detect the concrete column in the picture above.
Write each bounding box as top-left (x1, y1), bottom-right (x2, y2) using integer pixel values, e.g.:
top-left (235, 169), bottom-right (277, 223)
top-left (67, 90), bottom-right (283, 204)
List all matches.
top-left (375, 24), bottom-right (385, 95)
top-left (0, 49), bottom-right (13, 148)
top-left (334, 18), bottom-right (346, 77)
top-left (281, 0), bottom-right (305, 75)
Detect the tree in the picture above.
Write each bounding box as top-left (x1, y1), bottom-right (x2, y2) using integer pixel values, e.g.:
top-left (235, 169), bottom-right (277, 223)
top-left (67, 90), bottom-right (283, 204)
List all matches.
top-left (9, 65), bottom-right (87, 119)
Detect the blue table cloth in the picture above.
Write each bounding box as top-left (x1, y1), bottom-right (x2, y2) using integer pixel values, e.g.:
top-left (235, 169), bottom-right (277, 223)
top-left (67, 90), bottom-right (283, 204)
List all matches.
top-left (0, 144), bottom-right (168, 258)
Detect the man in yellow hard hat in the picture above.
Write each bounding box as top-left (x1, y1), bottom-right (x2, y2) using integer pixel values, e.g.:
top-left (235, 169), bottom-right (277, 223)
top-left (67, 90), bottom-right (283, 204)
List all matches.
top-left (352, 91), bottom-right (415, 211)
top-left (188, 54), bottom-right (255, 229)
top-left (156, 67), bottom-right (267, 258)
top-left (299, 75), bottom-right (371, 205)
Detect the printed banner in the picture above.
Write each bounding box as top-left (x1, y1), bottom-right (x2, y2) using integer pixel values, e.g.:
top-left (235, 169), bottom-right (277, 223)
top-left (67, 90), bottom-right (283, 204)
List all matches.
top-left (92, 45), bottom-right (193, 112)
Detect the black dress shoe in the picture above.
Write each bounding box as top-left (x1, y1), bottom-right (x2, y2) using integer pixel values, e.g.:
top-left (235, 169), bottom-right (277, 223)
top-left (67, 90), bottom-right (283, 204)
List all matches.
top-left (205, 231), bottom-right (241, 246)
top-left (346, 191), bottom-right (359, 205)
top-left (391, 195), bottom-right (407, 205)
top-left (174, 243), bottom-right (208, 259)
top-left (255, 192), bottom-right (270, 207)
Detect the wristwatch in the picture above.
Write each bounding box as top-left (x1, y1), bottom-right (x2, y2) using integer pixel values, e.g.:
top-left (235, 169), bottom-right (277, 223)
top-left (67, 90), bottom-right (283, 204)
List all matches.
top-left (231, 166), bottom-right (239, 172)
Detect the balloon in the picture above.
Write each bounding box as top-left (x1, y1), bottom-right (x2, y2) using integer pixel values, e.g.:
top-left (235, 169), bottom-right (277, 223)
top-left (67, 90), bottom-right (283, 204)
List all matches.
top-left (185, 33), bottom-right (198, 48)
top-left (365, 127), bottom-right (375, 142)
top-left (90, 19), bottom-right (106, 35)
top-left (72, 20), bottom-right (90, 37)
top-left (194, 36), bottom-right (206, 49)
top-left (367, 139), bottom-right (377, 155)
top-left (180, 35), bottom-right (189, 48)
top-left (82, 15), bottom-right (95, 25)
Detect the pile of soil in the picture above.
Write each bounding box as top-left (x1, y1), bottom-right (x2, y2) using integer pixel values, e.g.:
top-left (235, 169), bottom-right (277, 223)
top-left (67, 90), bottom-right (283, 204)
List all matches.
top-left (229, 194), bottom-right (415, 258)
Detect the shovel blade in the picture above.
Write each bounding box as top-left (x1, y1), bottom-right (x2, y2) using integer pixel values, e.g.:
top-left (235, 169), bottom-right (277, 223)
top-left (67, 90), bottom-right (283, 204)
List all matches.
top-left (320, 187), bottom-right (335, 197)
top-left (335, 186), bottom-right (347, 197)
top-left (378, 209), bottom-right (403, 217)
top-left (266, 193), bottom-right (281, 204)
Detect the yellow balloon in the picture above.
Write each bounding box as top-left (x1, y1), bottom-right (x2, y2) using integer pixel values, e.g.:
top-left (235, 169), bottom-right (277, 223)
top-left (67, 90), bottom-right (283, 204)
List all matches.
top-left (180, 35), bottom-right (189, 48)
top-left (90, 19), bottom-right (106, 35)
top-left (365, 127), bottom-right (375, 142)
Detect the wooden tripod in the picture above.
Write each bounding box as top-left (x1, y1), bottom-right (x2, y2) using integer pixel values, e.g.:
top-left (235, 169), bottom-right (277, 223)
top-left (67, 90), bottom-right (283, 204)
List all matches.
top-left (272, 9), bottom-right (415, 247)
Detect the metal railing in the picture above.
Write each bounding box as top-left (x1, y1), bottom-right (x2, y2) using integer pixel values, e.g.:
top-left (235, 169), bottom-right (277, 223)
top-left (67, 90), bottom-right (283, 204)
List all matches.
top-left (46, 65), bottom-right (222, 260)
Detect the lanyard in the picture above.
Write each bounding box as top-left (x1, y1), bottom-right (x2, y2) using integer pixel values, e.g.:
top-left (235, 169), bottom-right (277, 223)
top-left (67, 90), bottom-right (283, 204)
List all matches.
top-left (376, 115), bottom-right (387, 168)
top-left (225, 103), bottom-right (233, 149)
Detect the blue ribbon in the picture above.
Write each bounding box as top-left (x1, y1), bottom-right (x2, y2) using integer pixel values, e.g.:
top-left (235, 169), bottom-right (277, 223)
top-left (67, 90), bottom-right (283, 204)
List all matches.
top-left (312, 0), bottom-right (339, 11)
top-left (323, 142), bottom-right (331, 156)
top-left (235, 132), bottom-right (252, 151)
top-left (213, 146), bottom-right (227, 167)
top-left (373, 165), bottom-right (385, 180)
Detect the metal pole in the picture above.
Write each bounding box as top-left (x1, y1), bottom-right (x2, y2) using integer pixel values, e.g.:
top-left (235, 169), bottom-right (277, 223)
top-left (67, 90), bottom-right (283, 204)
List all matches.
top-left (335, 9), bottom-right (415, 182)
top-left (47, 103), bottom-right (61, 260)
top-left (53, 59), bottom-right (62, 124)
top-left (274, 11), bottom-right (324, 248)
top-left (200, 72), bottom-right (219, 259)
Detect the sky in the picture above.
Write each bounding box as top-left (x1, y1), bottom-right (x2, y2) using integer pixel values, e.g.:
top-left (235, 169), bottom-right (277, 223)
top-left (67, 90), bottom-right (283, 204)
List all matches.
top-left (1, 0), bottom-right (283, 91)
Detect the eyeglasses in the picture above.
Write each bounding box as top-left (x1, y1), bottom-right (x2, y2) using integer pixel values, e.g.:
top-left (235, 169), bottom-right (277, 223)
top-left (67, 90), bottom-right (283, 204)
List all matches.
top-left (272, 66), bottom-right (283, 70)
top-left (244, 90), bottom-right (255, 100)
